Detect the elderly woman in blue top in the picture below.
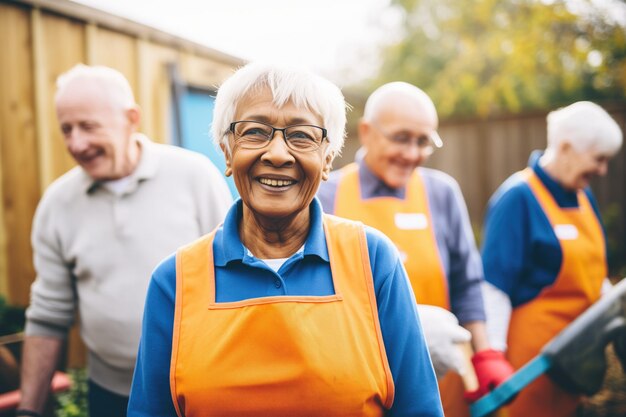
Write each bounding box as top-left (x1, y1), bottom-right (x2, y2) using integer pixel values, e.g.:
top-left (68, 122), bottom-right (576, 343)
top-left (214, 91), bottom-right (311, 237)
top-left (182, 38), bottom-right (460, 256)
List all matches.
top-left (128, 62), bottom-right (443, 417)
top-left (481, 101), bottom-right (623, 417)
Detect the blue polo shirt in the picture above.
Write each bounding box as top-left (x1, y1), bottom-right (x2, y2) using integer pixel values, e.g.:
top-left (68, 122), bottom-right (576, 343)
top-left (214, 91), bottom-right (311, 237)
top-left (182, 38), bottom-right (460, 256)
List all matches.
top-left (481, 151), bottom-right (606, 307)
top-left (128, 198), bottom-right (443, 417)
top-left (317, 162), bottom-right (486, 324)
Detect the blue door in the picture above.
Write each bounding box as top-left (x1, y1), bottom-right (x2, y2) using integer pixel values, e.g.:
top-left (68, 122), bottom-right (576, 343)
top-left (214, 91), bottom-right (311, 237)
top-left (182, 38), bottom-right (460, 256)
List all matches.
top-left (177, 89), bottom-right (239, 198)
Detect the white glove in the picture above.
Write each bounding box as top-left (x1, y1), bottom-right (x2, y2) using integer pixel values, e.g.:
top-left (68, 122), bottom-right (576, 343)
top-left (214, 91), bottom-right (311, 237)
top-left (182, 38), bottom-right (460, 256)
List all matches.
top-left (417, 304), bottom-right (472, 379)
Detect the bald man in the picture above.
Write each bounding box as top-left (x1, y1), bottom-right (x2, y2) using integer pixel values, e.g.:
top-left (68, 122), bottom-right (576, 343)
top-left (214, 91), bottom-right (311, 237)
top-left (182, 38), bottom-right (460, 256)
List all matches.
top-left (317, 82), bottom-right (513, 415)
top-left (18, 65), bottom-right (232, 417)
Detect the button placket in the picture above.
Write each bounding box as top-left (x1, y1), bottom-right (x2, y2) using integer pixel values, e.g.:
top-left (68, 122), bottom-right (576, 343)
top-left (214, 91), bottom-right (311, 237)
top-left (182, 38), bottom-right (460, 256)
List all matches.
top-left (271, 273), bottom-right (288, 294)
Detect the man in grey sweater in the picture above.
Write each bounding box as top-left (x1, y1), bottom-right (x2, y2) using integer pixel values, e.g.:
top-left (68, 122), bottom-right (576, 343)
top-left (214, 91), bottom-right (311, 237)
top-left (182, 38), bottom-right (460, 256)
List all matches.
top-left (17, 64), bottom-right (232, 417)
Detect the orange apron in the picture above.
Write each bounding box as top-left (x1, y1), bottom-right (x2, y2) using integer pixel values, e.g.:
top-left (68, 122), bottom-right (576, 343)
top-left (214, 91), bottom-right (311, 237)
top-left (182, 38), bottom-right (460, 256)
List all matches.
top-left (505, 168), bottom-right (606, 417)
top-left (335, 163), bottom-right (466, 417)
top-left (170, 214), bottom-right (394, 417)
top-left (334, 163), bottom-right (449, 309)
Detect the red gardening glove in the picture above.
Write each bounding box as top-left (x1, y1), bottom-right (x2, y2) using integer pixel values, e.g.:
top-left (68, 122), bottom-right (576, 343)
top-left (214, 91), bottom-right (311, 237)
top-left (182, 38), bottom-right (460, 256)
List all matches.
top-left (464, 349), bottom-right (514, 403)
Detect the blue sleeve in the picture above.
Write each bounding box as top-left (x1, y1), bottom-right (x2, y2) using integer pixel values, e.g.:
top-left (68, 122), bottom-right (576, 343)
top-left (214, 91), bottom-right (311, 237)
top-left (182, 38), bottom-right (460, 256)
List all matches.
top-left (438, 175), bottom-right (486, 324)
top-left (481, 180), bottom-right (531, 296)
top-left (366, 227), bottom-right (444, 417)
top-left (128, 254), bottom-right (178, 417)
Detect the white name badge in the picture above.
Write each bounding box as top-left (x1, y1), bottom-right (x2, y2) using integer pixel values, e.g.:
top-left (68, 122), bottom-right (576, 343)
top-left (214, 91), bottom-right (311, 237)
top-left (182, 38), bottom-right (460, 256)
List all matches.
top-left (395, 213), bottom-right (428, 230)
top-left (554, 224), bottom-right (579, 240)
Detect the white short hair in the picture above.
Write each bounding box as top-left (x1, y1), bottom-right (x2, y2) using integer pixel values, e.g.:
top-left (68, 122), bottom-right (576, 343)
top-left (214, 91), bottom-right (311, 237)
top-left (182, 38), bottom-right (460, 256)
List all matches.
top-left (55, 64), bottom-right (136, 109)
top-left (212, 61), bottom-right (347, 157)
top-left (362, 81), bottom-right (437, 123)
top-left (547, 101), bottom-right (622, 155)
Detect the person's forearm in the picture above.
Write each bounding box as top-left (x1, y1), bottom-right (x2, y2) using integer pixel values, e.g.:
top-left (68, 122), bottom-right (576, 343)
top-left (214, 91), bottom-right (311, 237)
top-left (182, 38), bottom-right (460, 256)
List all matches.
top-left (19, 335), bottom-right (64, 413)
top-left (463, 321), bottom-right (491, 352)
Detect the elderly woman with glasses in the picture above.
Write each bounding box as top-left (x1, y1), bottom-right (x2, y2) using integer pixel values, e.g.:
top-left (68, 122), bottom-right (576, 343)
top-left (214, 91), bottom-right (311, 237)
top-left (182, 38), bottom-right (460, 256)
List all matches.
top-left (127, 62), bottom-right (443, 417)
top-left (481, 101), bottom-right (623, 417)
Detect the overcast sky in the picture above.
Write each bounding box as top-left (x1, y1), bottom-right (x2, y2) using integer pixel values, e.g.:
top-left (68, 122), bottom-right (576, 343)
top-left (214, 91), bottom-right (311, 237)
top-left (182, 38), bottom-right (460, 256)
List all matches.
top-left (71, 0), bottom-right (401, 85)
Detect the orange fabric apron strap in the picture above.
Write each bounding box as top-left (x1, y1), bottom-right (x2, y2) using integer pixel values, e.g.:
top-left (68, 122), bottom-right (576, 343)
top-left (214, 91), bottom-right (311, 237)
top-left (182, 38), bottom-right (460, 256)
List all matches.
top-left (505, 168), bottom-right (607, 417)
top-left (170, 215), bottom-right (394, 417)
top-left (334, 163), bottom-right (449, 309)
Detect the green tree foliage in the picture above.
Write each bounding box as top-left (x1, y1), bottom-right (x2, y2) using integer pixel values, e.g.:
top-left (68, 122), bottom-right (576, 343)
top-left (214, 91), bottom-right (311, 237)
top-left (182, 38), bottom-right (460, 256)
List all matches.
top-left (55, 369), bottom-right (88, 417)
top-left (372, 0), bottom-right (626, 117)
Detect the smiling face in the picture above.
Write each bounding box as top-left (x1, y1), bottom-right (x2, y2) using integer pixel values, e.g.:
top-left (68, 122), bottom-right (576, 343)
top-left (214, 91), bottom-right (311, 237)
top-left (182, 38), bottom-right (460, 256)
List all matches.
top-left (223, 87), bottom-right (333, 223)
top-left (360, 94), bottom-right (438, 189)
top-left (558, 142), bottom-right (611, 190)
top-left (56, 77), bottom-right (140, 181)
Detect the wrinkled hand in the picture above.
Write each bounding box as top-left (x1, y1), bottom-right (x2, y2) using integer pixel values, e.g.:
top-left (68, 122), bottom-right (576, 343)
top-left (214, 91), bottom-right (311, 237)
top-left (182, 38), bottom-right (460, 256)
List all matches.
top-left (464, 349), bottom-right (515, 403)
top-left (417, 304), bottom-right (472, 379)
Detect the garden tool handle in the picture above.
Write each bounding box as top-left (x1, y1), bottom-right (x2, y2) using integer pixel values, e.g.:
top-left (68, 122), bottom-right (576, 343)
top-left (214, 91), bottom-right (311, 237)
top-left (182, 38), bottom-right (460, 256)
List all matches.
top-left (458, 341), bottom-right (479, 392)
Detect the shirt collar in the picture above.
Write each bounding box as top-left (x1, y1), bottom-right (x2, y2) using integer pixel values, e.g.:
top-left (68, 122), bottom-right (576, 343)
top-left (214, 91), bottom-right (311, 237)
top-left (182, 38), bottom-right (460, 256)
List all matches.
top-left (84, 134), bottom-right (159, 194)
top-left (213, 197), bottom-right (330, 267)
top-left (357, 159), bottom-right (406, 199)
top-left (529, 150), bottom-right (579, 205)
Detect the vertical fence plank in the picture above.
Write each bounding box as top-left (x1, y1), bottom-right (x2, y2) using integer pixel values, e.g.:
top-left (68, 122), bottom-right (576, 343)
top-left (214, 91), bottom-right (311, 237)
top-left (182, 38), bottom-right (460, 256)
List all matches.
top-left (32, 8), bottom-right (52, 194)
top-left (0, 3), bottom-right (40, 305)
top-left (40, 10), bottom-right (86, 184)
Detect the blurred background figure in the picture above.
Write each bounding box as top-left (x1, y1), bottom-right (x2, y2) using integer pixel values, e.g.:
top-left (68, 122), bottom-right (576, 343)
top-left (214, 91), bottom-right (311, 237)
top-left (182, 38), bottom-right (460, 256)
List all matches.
top-left (317, 82), bottom-right (513, 417)
top-left (481, 101), bottom-right (623, 417)
top-left (128, 62), bottom-right (444, 417)
top-left (17, 64), bottom-right (232, 417)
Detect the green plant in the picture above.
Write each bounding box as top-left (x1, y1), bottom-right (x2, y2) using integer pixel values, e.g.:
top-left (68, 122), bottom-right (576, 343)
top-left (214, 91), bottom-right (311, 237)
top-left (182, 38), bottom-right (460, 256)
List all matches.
top-left (54, 369), bottom-right (88, 417)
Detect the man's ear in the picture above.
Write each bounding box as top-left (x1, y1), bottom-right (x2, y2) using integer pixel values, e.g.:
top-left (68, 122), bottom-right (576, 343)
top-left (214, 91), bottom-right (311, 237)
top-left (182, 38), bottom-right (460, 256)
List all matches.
top-left (220, 143), bottom-right (233, 177)
top-left (126, 106), bottom-right (141, 127)
top-left (321, 150), bottom-right (335, 181)
top-left (560, 141), bottom-right (572, 151)
top-left (558, 140), bottom-right (575, 157)
top-left (358, 118), bottom-right (371, 148)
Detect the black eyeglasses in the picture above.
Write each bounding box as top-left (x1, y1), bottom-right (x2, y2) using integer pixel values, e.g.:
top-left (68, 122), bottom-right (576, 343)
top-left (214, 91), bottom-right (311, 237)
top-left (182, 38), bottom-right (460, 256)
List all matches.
top-left (371, 122), bottom-right (443, 155)
top-left (229, 121), bottom-right (327, 152)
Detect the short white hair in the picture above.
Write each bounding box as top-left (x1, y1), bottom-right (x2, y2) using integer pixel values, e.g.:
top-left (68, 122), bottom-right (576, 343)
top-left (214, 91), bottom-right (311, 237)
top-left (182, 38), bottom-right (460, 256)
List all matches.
top-left (55, 64), bottom-right (136, 109)
top-left (547, 101), bottom-right (622, 155)
top-left (211, 61), bottom-right (347, 157)
top-left (363, 81), bottom-right (437, 123)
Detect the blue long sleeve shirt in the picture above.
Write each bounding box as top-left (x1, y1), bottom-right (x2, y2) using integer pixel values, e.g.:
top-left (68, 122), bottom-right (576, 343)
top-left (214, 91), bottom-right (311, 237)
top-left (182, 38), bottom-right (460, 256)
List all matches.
top-left (481, 151), bottom-right (606, 307)
top-left (317, 162), bottom-right (486, 324)
top-left (128, 198), bottom-right (443, 417)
